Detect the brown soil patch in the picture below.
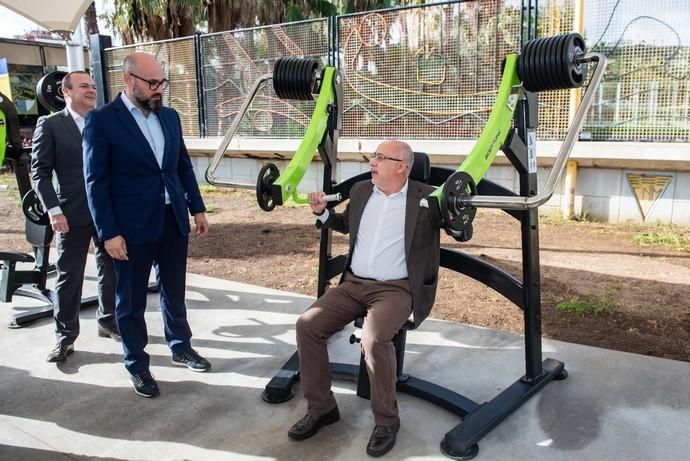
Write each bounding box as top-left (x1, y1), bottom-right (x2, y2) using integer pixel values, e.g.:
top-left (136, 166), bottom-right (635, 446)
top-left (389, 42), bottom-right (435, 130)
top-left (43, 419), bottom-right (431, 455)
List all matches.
top-left (2, 179), bottom-right (688, 362)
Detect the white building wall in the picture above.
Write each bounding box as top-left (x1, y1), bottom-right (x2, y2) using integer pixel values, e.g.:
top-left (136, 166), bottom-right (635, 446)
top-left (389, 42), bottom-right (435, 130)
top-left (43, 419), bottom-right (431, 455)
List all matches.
top-left (187, 140), bottom-right (690, 226)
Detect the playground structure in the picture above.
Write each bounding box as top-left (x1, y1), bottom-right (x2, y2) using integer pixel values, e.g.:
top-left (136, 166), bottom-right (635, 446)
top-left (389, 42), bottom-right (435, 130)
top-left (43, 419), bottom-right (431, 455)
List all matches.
top-left (206, 30), bottom-right (607, 459)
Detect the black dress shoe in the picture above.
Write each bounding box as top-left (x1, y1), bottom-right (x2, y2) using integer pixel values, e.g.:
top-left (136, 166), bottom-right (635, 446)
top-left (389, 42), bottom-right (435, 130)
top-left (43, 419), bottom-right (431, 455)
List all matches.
top-left (366, 420), bottom-right (400, 457)
top-left (288, 406), bottom-right (340, 441)
top-left (97, 324), bottom-right (121, 341)
top-left (172, 348), bottom-right (211, 372)
top-left (130, 371), bottom-right (160, 398)
top-left (47, 343), bottom-right (74, 362)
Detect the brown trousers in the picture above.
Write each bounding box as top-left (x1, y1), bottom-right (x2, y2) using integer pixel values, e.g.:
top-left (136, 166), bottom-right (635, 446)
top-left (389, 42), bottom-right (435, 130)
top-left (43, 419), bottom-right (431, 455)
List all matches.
top-left (295, 272), bottom-right (412, 426)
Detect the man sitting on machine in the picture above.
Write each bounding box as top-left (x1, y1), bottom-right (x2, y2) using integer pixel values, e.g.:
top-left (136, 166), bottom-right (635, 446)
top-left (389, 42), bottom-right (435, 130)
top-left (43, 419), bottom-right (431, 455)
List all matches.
top-left (288, 140), bottom-right (442, 458)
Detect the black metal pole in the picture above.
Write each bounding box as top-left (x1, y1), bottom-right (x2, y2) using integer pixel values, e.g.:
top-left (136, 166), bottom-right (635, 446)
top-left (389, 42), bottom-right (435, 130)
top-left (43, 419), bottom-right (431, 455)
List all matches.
top-left (88, 34), bottom-right (112, 106)
top-left (515, 93), bottom-right (544, 381)
top-left (194, 33), bottom-right (206, 138)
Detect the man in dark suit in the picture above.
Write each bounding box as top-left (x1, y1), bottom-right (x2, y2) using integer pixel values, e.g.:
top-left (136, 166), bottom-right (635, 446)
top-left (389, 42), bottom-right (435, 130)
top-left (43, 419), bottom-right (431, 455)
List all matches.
top-left (288, 140), bottom-right (442, 457)
top-left (31, 71), bottom-right (119, 363)
top-left (83, 52), bottom-right (210, 399)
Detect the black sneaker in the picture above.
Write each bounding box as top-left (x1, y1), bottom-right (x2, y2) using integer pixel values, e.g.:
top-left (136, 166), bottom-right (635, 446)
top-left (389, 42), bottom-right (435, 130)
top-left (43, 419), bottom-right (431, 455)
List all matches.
top-left (47, 343), bottom-right (74, 362)
top-left (172, 348), bottom-right (211, 372)
top-left (130, 371), bottom-right (160, 398)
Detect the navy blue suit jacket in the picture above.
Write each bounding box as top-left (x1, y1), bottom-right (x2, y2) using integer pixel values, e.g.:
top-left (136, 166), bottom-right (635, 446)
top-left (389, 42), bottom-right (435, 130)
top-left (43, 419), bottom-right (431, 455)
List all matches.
top-left (83, 94), bottom-right (205, 244)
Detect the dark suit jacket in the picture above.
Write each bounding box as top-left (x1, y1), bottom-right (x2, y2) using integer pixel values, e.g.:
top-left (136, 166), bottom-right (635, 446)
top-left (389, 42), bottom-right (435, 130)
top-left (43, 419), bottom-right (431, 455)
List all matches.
top-left (31, 108), bottom-right (92, 228)
top-left (83, 94), bottom-right (205, 244)
top-left (319, 179), bottom-right (442, 327)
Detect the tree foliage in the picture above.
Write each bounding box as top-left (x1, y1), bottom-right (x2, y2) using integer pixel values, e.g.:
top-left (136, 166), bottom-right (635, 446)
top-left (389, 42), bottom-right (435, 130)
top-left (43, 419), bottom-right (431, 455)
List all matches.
top-left (106, 0), bottom-right (427, 44)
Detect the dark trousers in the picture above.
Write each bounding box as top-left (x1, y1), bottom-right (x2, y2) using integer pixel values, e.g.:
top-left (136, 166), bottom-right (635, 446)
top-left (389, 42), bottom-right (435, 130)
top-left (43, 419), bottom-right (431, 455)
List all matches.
top-left (113, 207), bottom-right (192, 375)
top-left (54, 223), bottom-right (116, 346)
top-left (296, 272), bottom-right (412, 426)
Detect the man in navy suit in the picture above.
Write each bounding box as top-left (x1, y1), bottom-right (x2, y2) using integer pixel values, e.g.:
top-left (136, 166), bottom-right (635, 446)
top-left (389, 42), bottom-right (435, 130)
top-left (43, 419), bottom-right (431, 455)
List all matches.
top-left (83, 52), bottom-right (211, 398)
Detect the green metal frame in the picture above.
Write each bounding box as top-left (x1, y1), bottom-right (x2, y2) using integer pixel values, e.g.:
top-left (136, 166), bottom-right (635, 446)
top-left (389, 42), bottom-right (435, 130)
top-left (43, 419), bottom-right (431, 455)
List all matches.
top-left (429, 53), bottom-right (522, 205)
top-left (272, 67), bottom-right (337, 205)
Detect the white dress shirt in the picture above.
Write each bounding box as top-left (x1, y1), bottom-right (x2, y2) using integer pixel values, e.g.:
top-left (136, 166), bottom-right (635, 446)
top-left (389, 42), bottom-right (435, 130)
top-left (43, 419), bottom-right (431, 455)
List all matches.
top-left (120, 93), bottom-right (170, 203)
top-left (321, 181), bottom-right (409, 281)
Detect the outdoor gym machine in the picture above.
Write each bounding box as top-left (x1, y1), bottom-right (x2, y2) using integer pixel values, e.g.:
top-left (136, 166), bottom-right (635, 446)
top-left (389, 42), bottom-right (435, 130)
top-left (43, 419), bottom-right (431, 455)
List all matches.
top-left (253, 33), bottom-right (606, 461)
top-left (205, 56), bottom-right (343, 210)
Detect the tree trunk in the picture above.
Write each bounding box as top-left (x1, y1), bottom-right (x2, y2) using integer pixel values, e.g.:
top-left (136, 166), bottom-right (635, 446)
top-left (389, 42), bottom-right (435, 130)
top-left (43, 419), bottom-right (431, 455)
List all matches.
top-left (84, 1), bottom-right (99, 35)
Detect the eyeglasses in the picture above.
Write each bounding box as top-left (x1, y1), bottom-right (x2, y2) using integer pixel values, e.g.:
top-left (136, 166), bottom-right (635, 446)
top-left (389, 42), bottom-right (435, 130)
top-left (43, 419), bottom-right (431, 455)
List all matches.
top-left (369, 153), bottom-right (405, 163)
top-left (128, 72), bottom-right (169, 91)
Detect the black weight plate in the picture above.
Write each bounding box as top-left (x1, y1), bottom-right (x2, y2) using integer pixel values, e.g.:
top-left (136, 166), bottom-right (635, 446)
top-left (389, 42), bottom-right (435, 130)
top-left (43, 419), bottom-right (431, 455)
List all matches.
top-left (534, 38), bottom-right (547, 91)
top-left (551, 34), bottom-right (569, 90)
top-left (528, 37), bottom-right (544, 92)
top-left (302, 59), bottom-right (319, 99)
top-left (277, 57), bottom-right (292, 100)
top-left (36, 71), bottom-right (67, 112)
top-left (543, 35), bottom-right (561, 90)
top-left (520, 39), bottom-right (537, 91)
top-left (309, 60), bottom-right (321, 94)
top-left (273, 58), bottom-right (286, 99)
top-left (569, 34), bottom-right (587, 87)
top-left (560, 34), bottom-right (577, 89)
top-left (562, 33), bottom-right (587, 89)
top-left (276, 57), bottom-right (291, 100)
top-left (295, 58), bottom-right (310, 100)
top-left (440, 171), bottom-right (477, 233)
top-left (256, 163), bottom-right (280, 212)
top-left (284, 58), bottom-right (299, 100)
top-left (22, 189), bottom-right (49, 225)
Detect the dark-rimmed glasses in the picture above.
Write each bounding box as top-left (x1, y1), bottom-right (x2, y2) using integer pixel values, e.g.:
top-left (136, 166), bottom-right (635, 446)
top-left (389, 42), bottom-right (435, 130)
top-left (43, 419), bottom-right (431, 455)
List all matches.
top-left (128, 72), bottom-right (169, 91)
top-left (369, 152), bottom-right (404, 163)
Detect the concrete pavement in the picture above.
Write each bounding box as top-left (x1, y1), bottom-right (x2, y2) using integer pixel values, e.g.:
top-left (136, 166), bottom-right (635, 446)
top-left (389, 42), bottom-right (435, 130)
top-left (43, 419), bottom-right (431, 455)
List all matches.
top-left (1, 261), bottom-right (689, 460)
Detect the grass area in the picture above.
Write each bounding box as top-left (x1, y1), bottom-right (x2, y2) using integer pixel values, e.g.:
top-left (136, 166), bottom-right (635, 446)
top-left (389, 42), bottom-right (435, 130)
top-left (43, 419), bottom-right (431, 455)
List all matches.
top-left (556, 290), bottom-right (620, 316)
top-left (205, 203), bottom-right (220, 214)
top-left (0, 172), bottom-right (20, 204)
top-left (539, 210), bottom-right (597, 224)
top-left (198, 184), bottom-right (218, 194)
top-left (634, 225), bottom-right (690, 251)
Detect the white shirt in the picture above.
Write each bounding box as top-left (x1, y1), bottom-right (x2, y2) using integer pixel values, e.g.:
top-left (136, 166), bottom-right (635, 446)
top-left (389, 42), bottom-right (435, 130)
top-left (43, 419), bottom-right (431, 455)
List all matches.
top-left (47, 107), bottom-right (84, 217)
top-left (120, 93), bottom-right (170, 203)
top-left (67, 107), bottom-right (84, 134)
top-left (321, 181), bottom-right (409, 281)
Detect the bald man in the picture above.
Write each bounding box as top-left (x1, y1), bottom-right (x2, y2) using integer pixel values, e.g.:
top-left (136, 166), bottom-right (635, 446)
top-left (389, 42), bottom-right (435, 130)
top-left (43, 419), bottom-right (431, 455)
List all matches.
top-left (83, 52), bottom-right (210, 398)
top-left (288, 141), bottom-right (442, 457)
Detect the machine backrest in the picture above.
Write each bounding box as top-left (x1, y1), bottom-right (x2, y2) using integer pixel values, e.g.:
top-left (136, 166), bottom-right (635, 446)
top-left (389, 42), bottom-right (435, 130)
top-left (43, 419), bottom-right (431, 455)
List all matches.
top-left (410, 151), bottom-right (431, 183)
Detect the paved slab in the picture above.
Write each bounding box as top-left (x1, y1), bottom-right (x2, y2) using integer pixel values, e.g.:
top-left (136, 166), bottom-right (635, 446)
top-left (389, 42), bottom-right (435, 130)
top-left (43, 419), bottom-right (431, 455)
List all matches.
top-left (1, 261), bottom-right (689, 460)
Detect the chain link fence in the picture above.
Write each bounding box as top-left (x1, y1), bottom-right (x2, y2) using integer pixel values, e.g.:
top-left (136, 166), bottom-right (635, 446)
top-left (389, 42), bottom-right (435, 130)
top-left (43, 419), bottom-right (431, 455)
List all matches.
top-left (101, 0), bottom-right (689, 143)
top-left (338, 0), bottom-right (521, 139)
top-left (200, 19), bottom-right (329, 139)
top-left (104, 37), bottom-right (200, 137)
top-left (583, 0), bottom-right (690, 142)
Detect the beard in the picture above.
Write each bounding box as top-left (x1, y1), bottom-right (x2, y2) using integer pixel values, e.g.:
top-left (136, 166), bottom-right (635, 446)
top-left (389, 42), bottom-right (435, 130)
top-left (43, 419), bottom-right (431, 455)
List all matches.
top-left (134, 92), bottom-right (163, 113)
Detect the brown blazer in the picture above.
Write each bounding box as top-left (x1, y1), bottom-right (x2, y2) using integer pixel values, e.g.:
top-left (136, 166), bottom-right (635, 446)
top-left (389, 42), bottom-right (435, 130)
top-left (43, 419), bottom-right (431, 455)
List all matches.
top-left (318, 179), bottom-right (442, 327)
